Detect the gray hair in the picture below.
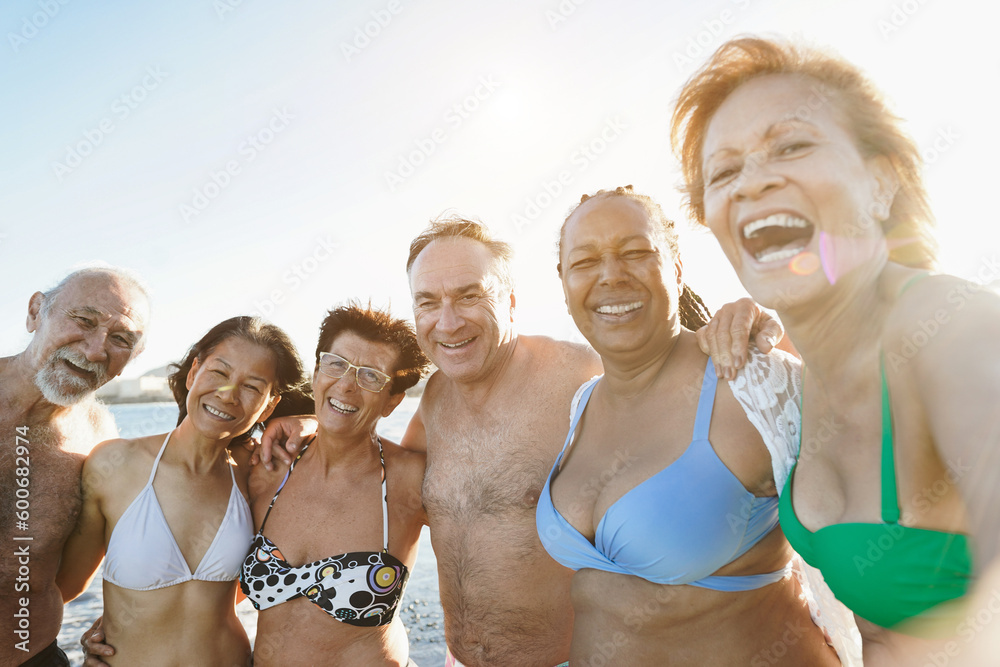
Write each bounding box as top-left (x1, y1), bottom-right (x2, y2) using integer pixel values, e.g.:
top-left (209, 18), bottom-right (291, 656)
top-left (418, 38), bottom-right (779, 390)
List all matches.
top-left (407, 215), bottom-right (515, 292)
top-left (40, 265), bottom-right (150, 316)
top-left (39, 265), bottom-right (151, 354)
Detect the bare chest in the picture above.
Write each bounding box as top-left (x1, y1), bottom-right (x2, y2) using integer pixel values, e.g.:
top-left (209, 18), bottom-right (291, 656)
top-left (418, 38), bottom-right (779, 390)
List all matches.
top-left (421, 395), bottom-right (568, 521)
top-left (0, 421), bottom-right (84, 563)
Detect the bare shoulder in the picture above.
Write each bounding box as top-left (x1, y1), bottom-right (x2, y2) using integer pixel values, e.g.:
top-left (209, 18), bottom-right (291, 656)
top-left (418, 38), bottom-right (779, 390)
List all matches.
top-left (520, 335), bottom-right (597, 364)
top-left (516, 335), bottom-right (601, 383)
top-left (82, 434), bottom-right (162, 493)
top-left (381, 437), bottom-right (426, 487)
top-left (884, 272), bottom-right (1000, 374)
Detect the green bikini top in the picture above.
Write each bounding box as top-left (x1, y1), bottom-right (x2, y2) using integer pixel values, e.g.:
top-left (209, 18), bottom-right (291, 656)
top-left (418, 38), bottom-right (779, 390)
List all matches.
top-left (779, 278), bottom-right (973, 632)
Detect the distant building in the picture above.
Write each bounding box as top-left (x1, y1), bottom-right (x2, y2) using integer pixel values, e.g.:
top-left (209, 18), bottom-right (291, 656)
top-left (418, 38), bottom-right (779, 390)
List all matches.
top-left (97, 366), bottom-right (174, 403)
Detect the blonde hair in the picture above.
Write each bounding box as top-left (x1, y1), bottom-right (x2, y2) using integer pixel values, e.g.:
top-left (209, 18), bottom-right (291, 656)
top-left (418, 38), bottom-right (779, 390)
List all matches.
top-left (671, 36), bottom-right (936, 269)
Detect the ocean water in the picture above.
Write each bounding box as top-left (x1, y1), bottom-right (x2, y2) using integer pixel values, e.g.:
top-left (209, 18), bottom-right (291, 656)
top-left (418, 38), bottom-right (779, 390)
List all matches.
top-left (58, 399), bottom-right (446, 666)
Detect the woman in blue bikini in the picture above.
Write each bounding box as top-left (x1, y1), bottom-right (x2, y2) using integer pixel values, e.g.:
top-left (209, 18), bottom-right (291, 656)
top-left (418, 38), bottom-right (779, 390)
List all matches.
top-left (536, 185), bottom-right (847, 665)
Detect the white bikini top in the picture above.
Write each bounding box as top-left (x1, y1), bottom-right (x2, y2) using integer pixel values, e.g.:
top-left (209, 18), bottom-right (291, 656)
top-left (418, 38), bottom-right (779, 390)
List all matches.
top-left (103, 430), bottom-right (254, 591)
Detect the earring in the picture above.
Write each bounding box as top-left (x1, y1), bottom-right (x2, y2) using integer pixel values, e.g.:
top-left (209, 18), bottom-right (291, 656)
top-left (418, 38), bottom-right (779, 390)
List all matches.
top-left (248, 422), bottom-right (265, 447)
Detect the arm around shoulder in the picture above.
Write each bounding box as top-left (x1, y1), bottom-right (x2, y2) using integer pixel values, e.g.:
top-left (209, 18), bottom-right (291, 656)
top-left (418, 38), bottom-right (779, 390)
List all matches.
top-left (388, 441), bottom-right (427, 527)
top-left (400, 400), bottom-right (427, 454)
top-left (57, 439), bottom-right (125, 601)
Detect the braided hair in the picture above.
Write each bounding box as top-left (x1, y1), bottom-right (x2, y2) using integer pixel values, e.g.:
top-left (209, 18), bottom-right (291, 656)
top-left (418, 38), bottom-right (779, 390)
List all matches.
top-left (558, 185), bottom-right (712, 331)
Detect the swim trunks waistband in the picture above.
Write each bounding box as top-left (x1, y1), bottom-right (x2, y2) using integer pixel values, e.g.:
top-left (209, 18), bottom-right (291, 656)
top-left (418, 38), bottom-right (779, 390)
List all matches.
top-left (445, 647), bottom-right (566, 666)
top-left (18, 640), bottom-right (70, 667)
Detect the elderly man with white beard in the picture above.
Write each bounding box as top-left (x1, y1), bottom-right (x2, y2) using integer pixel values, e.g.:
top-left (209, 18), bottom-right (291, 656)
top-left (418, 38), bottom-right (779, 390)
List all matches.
top-left (0, 267), bottom-right (149, 666)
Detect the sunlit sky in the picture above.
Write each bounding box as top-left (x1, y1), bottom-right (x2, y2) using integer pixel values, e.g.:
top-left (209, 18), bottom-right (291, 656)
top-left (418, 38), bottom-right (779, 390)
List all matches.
top-left (2, 0), bottom-right (998, 378)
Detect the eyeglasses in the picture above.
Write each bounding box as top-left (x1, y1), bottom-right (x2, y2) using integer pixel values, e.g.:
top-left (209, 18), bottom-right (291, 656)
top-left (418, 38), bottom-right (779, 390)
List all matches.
top-left (318, 352), bottom-right (393, 393)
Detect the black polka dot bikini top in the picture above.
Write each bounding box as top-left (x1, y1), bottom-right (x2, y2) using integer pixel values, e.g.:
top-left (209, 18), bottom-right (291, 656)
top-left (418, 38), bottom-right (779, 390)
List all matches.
top-left (239, 437), bottom-right (409, 627)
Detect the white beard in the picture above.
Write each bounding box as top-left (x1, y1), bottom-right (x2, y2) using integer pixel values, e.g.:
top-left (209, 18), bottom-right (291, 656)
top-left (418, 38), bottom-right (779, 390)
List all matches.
top-left (33, 348), bottom-right (109, 406)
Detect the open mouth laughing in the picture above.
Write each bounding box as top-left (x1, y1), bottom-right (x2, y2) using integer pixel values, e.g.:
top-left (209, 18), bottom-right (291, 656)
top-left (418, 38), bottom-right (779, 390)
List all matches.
top-left (328, 397), bottom-right (359, 414)
top-left (595, 301), bottom-right (643, 316)
top-left (203, 404), bottom-right (235, 421)
top-left (741, 213), bottom-right (815, 264)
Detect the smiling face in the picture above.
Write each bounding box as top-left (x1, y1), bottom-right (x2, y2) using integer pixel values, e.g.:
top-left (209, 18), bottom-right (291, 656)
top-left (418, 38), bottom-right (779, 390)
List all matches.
top-left (27, 272), bottom-right (149, 406)
top-left (185, 336), bottom-right (279, 441)
top-left (409, 237), bottom-right (515, 384)
top-left (559, 196), bottom-right (682, 356)
top-left (313, 331), bottom-right (404, 439)
top-left (701, 73), bottom-right (896, 309)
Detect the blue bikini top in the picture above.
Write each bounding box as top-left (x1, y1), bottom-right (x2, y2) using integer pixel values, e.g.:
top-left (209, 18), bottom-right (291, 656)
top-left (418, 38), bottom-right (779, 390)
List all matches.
top-left (536, 358), bottom-right (788, 591)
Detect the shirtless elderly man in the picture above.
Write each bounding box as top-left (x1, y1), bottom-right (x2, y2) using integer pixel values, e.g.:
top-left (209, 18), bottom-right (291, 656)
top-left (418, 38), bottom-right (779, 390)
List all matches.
top-left (1, 267), bottom-right (149, 666)
top-left (403, 218), bottom-right (778, 667)
top-left (403, 219), bottom-right (601, 666)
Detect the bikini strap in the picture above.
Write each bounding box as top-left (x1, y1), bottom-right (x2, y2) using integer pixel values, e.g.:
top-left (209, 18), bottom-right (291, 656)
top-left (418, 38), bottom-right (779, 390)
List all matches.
top-left (692, 358), bottom-right (718, 441)
top-left (145, 431), bottom-right (173, 485)
top-left (873, 272), bottom-right (930, 522)
top-left (899, 271), bottom-right (931, 297)
top-left (375, 436), bottom-right (390, 553)
top-left (258, 436), bottom-right (315, 533)
top-left (879, 352), bottom-right (901, 524)
top-left (556, 378), bottom-right (600, 470)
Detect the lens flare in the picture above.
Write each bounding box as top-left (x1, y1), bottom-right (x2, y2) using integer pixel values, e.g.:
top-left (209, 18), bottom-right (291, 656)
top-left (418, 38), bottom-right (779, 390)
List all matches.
top-left (789, 252), bottom-right (820, 275)
top-left (819, 231), bottom-right (837, 285)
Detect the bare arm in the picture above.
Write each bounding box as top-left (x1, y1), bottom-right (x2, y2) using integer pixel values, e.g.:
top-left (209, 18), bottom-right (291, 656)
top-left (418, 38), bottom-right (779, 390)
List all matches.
top-left (400, 401), bottom-right (427, 453)
top-left (56, 444), bottom-right (113, 601)
top-left (915, 281), bottom-right (1000, 566)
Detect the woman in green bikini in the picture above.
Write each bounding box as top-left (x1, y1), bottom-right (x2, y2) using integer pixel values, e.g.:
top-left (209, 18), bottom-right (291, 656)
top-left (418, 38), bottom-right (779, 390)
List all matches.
top-left (672, 36), bottom-right (999, 663)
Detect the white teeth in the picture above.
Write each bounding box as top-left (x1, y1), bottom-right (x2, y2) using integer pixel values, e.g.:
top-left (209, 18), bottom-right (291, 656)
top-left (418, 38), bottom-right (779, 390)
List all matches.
top-left (440, 338), bottom-right (473, 349)
top-left (596, 302), bottom-right (642, 315)
top-left (328, 397), bottom-right (358, 414)
top-left (755, 246), bottom-right (805, 263)
top-left (743, 214), bottom-right (810, 239)
top-left (204, 405), bottom-right (235, 420)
